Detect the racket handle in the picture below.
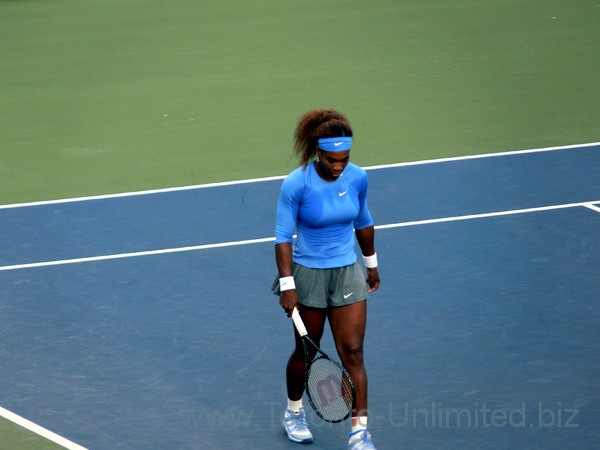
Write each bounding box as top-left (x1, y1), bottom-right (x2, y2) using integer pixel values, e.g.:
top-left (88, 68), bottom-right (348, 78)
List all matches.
top-left (291, 307), bottom-right (308, 337)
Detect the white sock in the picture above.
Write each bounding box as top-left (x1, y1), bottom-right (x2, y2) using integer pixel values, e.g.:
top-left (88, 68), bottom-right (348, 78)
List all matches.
top-left (351, 416), bottom-right (368, 434)
top-left (287, 398), bottom-right (303, 412)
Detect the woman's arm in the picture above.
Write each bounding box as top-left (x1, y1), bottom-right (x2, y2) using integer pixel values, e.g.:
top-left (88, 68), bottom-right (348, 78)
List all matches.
top-left (355, 225), bottom-right (380, 292)
top-left (275, 242), bottom-right (298, 316)
top-left (275, 242), bottom-right (294, 278)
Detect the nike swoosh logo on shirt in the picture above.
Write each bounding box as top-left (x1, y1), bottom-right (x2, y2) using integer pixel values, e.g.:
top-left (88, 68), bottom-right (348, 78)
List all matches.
top-left (339, 190), bottom-right (348, 197)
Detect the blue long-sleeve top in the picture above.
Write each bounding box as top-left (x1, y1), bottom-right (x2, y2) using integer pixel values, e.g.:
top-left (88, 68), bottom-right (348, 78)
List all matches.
top-left (275, 162), bottom-right (374, 269)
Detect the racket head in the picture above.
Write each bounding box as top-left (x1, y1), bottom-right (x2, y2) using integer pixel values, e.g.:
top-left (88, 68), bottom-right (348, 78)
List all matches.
top-left (305, 354), bottom-right (355, 423)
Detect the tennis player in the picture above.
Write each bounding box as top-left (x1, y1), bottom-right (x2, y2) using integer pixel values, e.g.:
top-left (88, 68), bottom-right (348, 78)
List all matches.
top-left (273, 109), bottom-right (380, 449)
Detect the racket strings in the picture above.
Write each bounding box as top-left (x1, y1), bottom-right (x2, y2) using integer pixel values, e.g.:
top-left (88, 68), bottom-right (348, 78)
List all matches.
top-left (306, 356), bottom-right (354, 422)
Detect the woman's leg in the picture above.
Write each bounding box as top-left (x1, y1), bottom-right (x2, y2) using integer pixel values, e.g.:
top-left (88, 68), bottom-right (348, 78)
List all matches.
top-left (327, 300), bottom-right (368, 425)
top-left (286, 306), bottom-right (328, 401)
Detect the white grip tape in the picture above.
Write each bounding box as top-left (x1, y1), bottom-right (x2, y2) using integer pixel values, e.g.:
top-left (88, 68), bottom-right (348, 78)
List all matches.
top-left (291, 308), bottom-right (308, 337)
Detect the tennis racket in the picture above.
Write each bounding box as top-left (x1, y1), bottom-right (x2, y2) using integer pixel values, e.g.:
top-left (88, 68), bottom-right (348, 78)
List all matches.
top-left (291, 307), bottom-right (356, 423)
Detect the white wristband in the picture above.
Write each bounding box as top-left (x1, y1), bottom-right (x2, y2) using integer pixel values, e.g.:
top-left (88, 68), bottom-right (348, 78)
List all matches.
top-left (279, 276), bottom-right (296, 291)
top-left (363, 252), bottom-right (378, 269)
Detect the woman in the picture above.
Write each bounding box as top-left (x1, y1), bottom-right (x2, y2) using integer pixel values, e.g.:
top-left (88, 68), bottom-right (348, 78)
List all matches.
top-left (273, 108), bottom-right (380, 450)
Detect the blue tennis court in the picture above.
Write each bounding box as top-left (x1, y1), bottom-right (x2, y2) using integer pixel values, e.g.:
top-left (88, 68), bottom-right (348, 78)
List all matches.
top-left (1, 144), bottom-right (599, 449)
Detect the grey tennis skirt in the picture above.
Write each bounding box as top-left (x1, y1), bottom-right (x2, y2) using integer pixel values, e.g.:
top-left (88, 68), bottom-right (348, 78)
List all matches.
top-left (272, 261), bottom-right (368, 308)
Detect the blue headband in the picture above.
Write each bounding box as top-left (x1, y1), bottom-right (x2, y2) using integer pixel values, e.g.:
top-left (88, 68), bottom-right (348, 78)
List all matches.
top-left (317, 137), bottom-right (353, 152)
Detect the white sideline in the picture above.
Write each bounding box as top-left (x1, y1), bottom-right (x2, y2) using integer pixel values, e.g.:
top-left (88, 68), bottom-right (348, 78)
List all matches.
top-left (0, 237), bottom-right (275, 271)
top-left (1, 201), bottom-right (598, 272)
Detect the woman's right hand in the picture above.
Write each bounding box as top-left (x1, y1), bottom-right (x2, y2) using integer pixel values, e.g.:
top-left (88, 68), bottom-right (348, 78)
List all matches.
top-left (279, 290), bottom-right (299, 317)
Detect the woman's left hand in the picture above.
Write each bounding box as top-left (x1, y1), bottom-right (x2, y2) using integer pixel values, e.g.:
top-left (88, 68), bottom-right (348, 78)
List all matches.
top-left (366, 267), bottom-right (380, 292)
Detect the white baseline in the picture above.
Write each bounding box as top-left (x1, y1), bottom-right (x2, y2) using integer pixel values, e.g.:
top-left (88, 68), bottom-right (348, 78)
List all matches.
top-left (1, 141), bottom-right (598, 210)
top-left (0, 406), bottom-right (88, 450)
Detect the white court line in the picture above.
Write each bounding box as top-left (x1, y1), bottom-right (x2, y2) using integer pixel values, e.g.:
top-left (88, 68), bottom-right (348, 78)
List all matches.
top-left (375, 201), bottom-right (600, 229)
top-left (584, 203), bottom-right (600, 214)
top-left (1, 201), bottom-right (598, 272)
top-left (0, 237), bottom-right (276, 272)
top-left (1, 141), bottom-right (598, 210)
top-left (364, 141), bottom-right (600, 170)
top-left (0, 406), bottom-right (88, 450)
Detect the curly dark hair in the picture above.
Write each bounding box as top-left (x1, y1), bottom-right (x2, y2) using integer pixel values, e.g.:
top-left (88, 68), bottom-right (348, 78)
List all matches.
top-left (292, 109), bottom-right (353, 166)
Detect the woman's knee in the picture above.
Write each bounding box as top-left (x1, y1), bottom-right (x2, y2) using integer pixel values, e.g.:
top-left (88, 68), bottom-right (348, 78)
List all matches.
top-left (340, 340), bottom-right (364, 367)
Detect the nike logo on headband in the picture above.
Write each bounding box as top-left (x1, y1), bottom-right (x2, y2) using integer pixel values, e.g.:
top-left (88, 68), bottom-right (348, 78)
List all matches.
top-left (317, 137), bottom-right (353, 151)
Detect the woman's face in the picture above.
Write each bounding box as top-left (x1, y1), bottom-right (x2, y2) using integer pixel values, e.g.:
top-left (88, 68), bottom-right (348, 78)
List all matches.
top-left (315, 150), bottom-right (350, 181)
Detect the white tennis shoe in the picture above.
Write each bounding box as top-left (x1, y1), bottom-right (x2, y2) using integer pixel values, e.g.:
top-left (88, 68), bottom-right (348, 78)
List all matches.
top-left (348, 429), bottom-right (377, 450)
top-left (283, 407), bottom-right (313, 443)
